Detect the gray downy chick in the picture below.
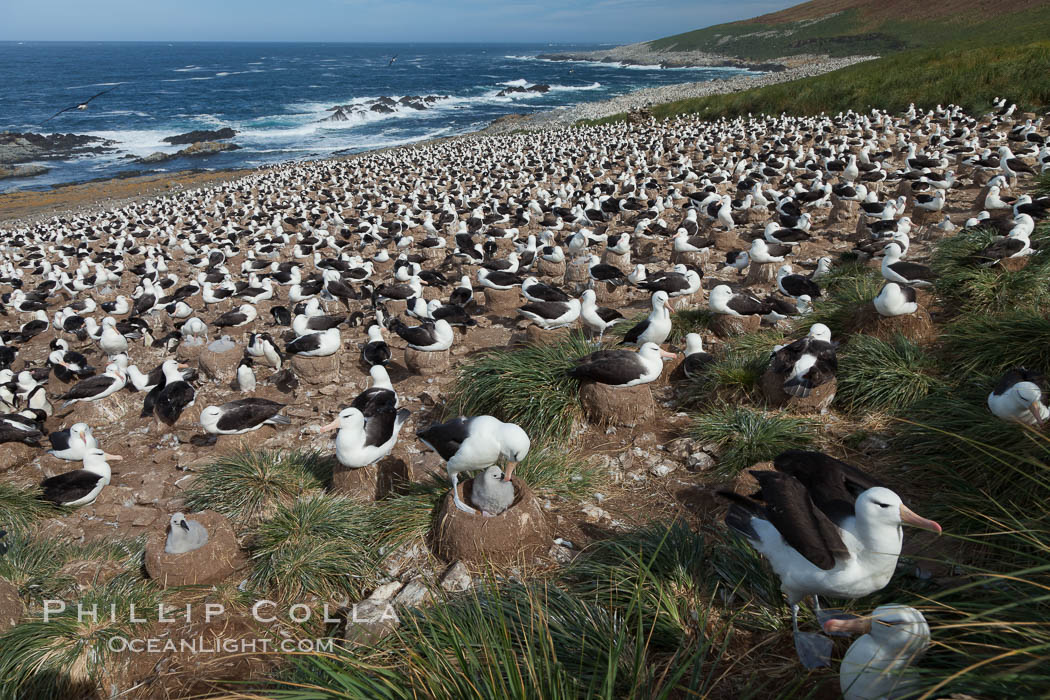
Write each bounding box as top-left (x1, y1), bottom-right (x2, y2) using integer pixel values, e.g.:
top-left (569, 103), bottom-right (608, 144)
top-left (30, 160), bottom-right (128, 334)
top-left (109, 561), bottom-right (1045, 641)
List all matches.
top-left (470, 465), bottom-right (515, 516)
top-left (165, 512), bottom-right (209, 554)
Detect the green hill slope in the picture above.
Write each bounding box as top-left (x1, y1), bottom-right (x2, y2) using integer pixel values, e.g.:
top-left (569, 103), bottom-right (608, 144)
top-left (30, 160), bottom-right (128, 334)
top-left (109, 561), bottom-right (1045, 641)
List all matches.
top-left (647, 0), bottom-right (1048, 60)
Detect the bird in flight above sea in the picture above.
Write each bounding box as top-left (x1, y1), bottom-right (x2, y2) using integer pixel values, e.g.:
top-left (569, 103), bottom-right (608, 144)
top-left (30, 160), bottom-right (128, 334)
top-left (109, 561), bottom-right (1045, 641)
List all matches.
top-left (388, 54), bottom-right (398, 66)
top-left (42, 86), bottom-right (118, 124)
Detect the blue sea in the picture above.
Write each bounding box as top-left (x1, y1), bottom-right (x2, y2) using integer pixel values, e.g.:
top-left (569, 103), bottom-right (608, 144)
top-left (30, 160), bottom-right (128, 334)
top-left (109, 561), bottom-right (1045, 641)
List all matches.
top-left (0, 42), bottom-right (754, 192)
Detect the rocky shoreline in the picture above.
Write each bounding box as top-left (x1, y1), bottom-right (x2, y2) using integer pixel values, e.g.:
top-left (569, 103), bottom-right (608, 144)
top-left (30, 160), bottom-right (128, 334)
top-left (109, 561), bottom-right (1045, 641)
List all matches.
top-left (481, 55), bottom-right (876, 133)
top-left (535, 41), bottom-right (836, 71)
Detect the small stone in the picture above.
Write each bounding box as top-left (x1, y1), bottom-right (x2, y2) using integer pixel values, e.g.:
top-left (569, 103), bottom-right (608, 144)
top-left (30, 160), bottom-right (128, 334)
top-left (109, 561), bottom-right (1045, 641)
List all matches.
top-left (626, 469), bottom-right (647, 483)
top-left (649, 463), bottom-right (675, 478)
top-left (581, 504), bottom-right (610, 523)
top-left (343, 599), bottom-right (400, 646)
top-left (319, 384), bottom-right (340, 396)
top-left (368, 581), bottom-right (404, 601)
top-left (548, 544), bottom-right (577, 564)
top-left (393, 577), bottom-right (432, 608)
top-left (439, 561), bottom-right (472, 592)
top-left (686, 452), bottom-right (716, 472)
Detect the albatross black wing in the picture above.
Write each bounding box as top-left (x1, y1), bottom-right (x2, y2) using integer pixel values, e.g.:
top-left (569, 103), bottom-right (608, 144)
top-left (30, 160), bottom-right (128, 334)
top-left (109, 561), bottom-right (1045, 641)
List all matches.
top-left (42, 86), bottom-right (118, 124)
top-left (773, 449), bottom-right (886, 524)
top-left (417, 416), bottom-right (473, 461)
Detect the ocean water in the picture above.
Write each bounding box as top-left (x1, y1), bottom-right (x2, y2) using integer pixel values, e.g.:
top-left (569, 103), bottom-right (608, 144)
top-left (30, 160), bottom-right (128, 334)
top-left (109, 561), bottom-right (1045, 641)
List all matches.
top-left (0, 42), bottom-right (755, 192)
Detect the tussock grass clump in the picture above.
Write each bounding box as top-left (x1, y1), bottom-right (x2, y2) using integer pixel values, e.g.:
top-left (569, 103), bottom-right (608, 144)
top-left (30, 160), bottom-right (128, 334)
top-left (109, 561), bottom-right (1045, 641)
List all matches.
top-left (690, 405), bottom-right (816, 476)
top-left (0, 533), bottom-right (145, 604)
top-left (1036, 171), bottom-right (1050, 197)
top-left (446, 332), bottom-right (595, 444)
top-left (794, 266), bottom-right (883, 338)
top-left (931, 227), bottom-right (1050, 313)
top-left (895, 382), bottom-right (1048, 524)
top-left (248, 493), bottom-right (379, 602)
top-left (940, 311), bottom-right (1050, 377)
top-left (836, 333), bottom-right (945, 414)
top-left (678, 328), bottom-right (784, 407)
top-left (183, 448), bottom-right (334, 527)
top-left (669, 307), bottom-right (714, 344)
top-left (0, 575), bottom-right (160, 699)
top-left (0, 484), bottom-right (56, 536)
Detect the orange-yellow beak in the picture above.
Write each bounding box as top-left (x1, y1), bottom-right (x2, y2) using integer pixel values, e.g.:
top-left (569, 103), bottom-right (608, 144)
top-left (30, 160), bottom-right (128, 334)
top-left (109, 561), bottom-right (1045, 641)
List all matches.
top-left (822, 616), bottom-right (872, 636)
top-left (319, 419), bottom-right (340, 434)
top-left (103, 453), bottom-right (123, 461)
top-left (900, 504), bottom-right (942, 534)
top-left (502, 461), bottom-right (517, 482)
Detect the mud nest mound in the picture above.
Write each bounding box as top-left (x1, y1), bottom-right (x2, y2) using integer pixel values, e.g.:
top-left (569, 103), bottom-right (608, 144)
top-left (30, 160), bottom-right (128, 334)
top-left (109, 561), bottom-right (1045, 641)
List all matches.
top-left (144, 510), bottom-right (246, 587)
top-left (432, 476), bottom-right (548, 565)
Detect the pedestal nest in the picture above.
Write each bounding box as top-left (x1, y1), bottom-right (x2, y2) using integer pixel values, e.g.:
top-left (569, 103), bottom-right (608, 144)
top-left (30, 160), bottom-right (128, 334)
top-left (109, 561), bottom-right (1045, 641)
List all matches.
top-left (594, 281), bottom-right (628, 306)
top-left (744, 261), bottom-right (779, 286)
top-left (850, 302), bottom-right (935, 343)
top-left (432, 476), bottom-right (548, 565)
top-left (602, 249), bottom-right (632, 273)
top-left (712, 230), bottom-right (746, 251)
top-left (383, 298), bottom-right (409, 317)
top-left (672, 250), bottom-right (710, 268)
top-left (709, 313), bottom-right (762, 339)
top-left (198, 341), bottom-right (242, 384)
top-left (483, 287), bottom-right (522, 314)
top-left (759, 371), bottom-right (837, 412)
top-left (331, 456), bottom-right (409, 502)
top-left (291, 352), bottom-right (341, 385)
top-left (405, 347), bottom-right (450, 375)
top-left (579, 381), bottom-right (655, 427)
top-left (144, 511), bottom-right (245, 588)
top-left (525, 324), bottom-right (574, 345)
top-left (536, 258), bottom-right (565, 280)
top-left (0, 579), bottom-right (23, 633)
top-left (563, 259), bottom-right (591, 294)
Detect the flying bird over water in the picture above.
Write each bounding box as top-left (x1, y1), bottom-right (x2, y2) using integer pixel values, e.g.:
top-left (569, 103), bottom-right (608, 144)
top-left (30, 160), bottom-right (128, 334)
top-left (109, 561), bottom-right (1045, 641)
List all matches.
top-left (388, 54), bottom-right (398, 66)
top-left (42, 86), bottom-right (118, 124)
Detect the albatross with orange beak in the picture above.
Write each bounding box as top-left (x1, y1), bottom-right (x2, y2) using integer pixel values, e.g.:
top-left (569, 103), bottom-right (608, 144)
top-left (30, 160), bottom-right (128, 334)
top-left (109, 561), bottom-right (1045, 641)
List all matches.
top-left (417, 416), bottom-right (530, 514)
top-left (719, 450), bottom-right (942, 669)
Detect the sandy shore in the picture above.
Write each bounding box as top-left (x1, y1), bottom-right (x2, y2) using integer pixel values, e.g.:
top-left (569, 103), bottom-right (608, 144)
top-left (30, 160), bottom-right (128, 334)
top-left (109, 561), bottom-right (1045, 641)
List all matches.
top-left (0, 54), bottom-right (874, 226)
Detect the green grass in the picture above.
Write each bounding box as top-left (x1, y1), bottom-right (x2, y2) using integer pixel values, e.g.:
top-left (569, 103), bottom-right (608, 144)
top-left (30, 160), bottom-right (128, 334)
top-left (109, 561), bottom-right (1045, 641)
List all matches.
top-left (0, 575), bottom-right (160, 700)
top-left (183, 448), bottom-right (334, 527)
top-left (669, 308), bottom-right (714, 345)
top-left (0, 533), bottom-right (145, 604)
top-left (247, 494), bottom-right (380, 603)
top-left (1037, 171), bottom-right (1050, 197)
top-left (835, 333), bottom-right (945, 414)
top-left (678, 328), bottom-right (784, 407)
top-left (445, 332), bottom-right (595, 444)
top-left (690, 405), bottom-right (816, 477)
top-left (793, 264), bottom-right (884, 339)
top-left (940, 311), bottom-right (1050, 377)
top-left (0, 484), bottom-right (56, 536)
top-left (583, 41), bottom-right (1050, 126)
top-left (931, 227), bottom-right (1050, 314)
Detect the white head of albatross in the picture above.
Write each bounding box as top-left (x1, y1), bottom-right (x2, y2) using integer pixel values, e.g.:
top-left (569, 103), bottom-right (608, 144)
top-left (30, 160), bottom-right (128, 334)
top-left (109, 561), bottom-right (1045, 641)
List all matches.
top-left (988, 369), bottom-right (1049, 427)
top-left (320, 405), bottom-right (410, 469)
top-left (824, 605), bottom-right (931, 700)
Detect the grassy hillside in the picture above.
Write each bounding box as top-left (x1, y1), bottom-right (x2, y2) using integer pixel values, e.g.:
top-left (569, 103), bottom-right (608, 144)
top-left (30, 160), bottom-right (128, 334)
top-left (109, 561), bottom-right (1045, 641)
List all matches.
top-left (646, 40), bottom-right (1050, 122)
top-left (647, 0), bottom-right (1048, 60)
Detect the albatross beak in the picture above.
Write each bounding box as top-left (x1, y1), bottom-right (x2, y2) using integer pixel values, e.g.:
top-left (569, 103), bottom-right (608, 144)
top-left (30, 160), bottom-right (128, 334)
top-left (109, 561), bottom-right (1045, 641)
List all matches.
top-left (822, 616), bottom-right (872, 636)
top-left (177, 363), bottom-right (188, 370)
top-left (1030, 401), bottom-right (1046, 428)
top-left (502, 462), bottom-right (517, 482)
top-left (659, 349), bottom-right (678, 361)
top-left (900, 504), bottom-right (942, 534)
top-left (319, 419), bottom-right (340, 434)
top-left (664, 302), bottom-right (675, 314)
top-left (103, 453), bottom-right (123, 461)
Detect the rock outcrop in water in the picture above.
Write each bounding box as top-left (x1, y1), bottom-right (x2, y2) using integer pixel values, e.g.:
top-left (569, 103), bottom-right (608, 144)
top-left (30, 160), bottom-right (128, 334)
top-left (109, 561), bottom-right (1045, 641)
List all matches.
top-left (163, 128), bottom-right (238, 145)
top-left (320, 95), bottom-right (451, 122)
top-left (138, 141), bottom-right (240, 164)
top-left (0, 164), bottom-right (50, 181)
top-left (0, 132), bottom-right (116, 165)
top-left (496, 83), bottom-right (551, 97)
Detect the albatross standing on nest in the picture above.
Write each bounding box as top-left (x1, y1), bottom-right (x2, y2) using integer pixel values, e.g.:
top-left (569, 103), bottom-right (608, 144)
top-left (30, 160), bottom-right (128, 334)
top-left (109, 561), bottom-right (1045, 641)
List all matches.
top-left (718, 449), bottom-right (941, 668)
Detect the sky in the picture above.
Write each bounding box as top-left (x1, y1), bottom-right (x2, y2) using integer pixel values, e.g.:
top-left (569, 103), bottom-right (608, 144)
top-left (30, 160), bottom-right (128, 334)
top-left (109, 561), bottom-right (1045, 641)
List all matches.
top-left (2, 0), bottom-right (799, 44)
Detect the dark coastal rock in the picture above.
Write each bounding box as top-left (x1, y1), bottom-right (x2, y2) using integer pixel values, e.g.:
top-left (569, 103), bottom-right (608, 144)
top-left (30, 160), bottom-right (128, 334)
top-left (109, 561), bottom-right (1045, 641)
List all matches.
top-left (0, 164), bottom-right (49, 180)
top-left (497, 84), bottom-right (551, 97)
top-left (162, 127), bottom-right (237, 145)
top-left (137, 141), bottom-right (240, 164)
top-left (529, 84), bottom-right (551, 93)
top-left (323, 108), bottom-right (351, 122)
top-left (0, 131), bottom-right (116, 165)
top-left (370, 104), bottom-right (395, 114)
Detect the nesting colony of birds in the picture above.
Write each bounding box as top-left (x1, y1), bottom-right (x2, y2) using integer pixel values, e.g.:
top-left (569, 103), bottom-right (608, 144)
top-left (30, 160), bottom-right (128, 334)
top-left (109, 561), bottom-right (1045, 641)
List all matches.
top-left (0, 94), bottom-right (1047, 694)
